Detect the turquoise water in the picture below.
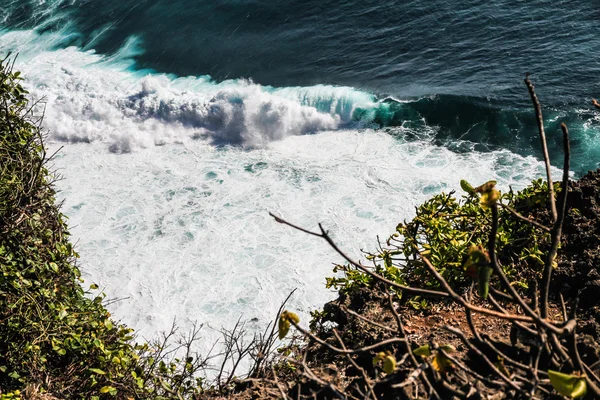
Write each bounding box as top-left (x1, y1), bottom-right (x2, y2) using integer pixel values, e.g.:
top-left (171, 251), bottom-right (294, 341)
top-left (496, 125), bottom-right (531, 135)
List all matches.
top-left (0, 0), bottom-right (593, 347)
top-left (2, 0), bottom-right (600, 172)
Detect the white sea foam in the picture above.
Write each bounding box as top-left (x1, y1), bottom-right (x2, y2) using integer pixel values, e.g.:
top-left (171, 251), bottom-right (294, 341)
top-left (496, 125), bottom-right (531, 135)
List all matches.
top-left (1, 30), bottom-right (391, 152)
top-left (4, 29), bottom-right (553, 360)
top-left (52, 131), bottom-right (550, 350)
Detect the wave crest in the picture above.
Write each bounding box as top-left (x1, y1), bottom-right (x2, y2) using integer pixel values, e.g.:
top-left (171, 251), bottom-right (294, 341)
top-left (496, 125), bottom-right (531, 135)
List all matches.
top-left (121, 76), bottom-right (341, 148)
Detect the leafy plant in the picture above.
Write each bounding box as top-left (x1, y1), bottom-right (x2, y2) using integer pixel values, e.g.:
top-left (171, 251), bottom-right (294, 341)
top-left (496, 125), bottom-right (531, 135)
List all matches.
top-left (327, 179), bottom-right (554, 305)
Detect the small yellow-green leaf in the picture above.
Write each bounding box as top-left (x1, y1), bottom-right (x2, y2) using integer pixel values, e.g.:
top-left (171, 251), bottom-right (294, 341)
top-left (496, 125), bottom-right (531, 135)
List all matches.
top-left (460, 179), bottom-right (475, 195)
top-left (495, 357), bottom-right (510, 377)
top-left (480, 188), bottom-right (500, 209)
top-left (90, 283), bottom-right (99, 290)
top-left (432, 352), bottom-right (453, 373)
top-left (285, 311), bottom-right (300, 324)
top-left (468, 245), bottom-right (490, 265)
top-left (89, 368), bottom-right (105, 375)
top-left (413, 344), bottom-right (431, 357)
top-left (383, 355), bottom-right (396, 374)
top-left (99, 386), bottom-right (113, 394)
top-left (440, 344), bottom-right (456, 353)
top-left (548, 370), bottom-right (587, 398)
top-left (278, 313), bottom-right (291, 340)
top-left (372, 352), bottom-right (386, 365)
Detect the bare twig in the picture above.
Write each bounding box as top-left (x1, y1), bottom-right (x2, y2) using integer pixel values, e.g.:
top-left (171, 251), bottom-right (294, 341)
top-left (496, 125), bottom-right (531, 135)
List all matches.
top-left (391, 362), bottom-right (429, 389)
top-left (524, 74), bottom-right (557, 222)
top-left (540, 123), bottom-right (570, 319)
top-left (387, 293), bottom-right (442, 400)
top-left (272, 365), bottom-right (289, 400)
top-left (289, 319), bottom-right (405, 355)
top-left (446, 325), bottom-right (523, 393)
top-left (420, 255), bottom-right (548, 324)
top-left (340, 305), bottom-right (395, 333)
top-left (499, 203), bottom-right (551, 232)
top-left (250, 289), bottom-right (297, 377)
top-left (488, 204), bottom-right (572, 335)
top-left (332, 329), bottom-right (377, 400)
top-left (270, 212), bottom-right (449, 299)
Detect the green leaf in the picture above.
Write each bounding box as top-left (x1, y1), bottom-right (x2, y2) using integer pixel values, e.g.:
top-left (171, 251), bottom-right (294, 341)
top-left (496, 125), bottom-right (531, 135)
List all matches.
top-left (413, 344), bottom-right (431, 357)
top-left (373, 352), bottom-right (386, 365)
top-left (460, 179), bottom-right (475, 195)
top-left (383, 355), bottom-right (396, 374)
top-left (468, 245), bottom-right (490, 265)
top-left (474, 180), bottom-right (497, 193)
top-left (433, 352), bottom-right (453, 373)
top-left (278, 318), bottom-right (290, 340)
top-left (89, 283), bottom-right (99, 290)
top-left (480, 189), bottom-right (500, 209)
top-left (548, 370), bottom-right (587, 398)
top-left (278, 311), bottom-right (299, 340)
top-left (99, 386), bottom-right (117, 395)
top-left (89, 368), bottom-right (105, 375)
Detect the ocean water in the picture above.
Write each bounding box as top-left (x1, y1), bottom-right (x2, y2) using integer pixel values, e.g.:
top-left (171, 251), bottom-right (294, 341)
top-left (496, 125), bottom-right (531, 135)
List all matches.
top-left (1, 0), bottom-right (598, 351)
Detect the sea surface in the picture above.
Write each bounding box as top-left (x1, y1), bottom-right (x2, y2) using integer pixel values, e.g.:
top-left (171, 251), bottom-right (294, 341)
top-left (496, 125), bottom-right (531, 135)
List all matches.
top-left (1, 0), bottom-right (598, 351)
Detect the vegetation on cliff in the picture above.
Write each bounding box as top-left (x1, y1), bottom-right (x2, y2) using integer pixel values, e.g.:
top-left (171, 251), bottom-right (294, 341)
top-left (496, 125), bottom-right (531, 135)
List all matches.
top-left (0, 56), bottom-right (213, 399)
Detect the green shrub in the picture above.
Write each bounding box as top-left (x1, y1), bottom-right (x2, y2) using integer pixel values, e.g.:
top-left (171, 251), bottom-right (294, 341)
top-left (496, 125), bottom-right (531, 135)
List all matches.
top-left (0, 54), bottom-right (144, 398)
top-left (326, 178), bottom-right (556, 306)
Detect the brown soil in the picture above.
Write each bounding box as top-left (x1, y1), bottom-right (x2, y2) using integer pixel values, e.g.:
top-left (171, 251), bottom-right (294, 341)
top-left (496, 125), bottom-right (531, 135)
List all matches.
top-left (555, 170), bottom-right (600, 339)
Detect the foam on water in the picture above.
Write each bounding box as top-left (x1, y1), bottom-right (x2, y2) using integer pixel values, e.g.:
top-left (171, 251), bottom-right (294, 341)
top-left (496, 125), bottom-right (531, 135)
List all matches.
top-left (1, 30), bottom-right (392, 152)
top-left (4, 29), bottom-right (555, 357)
top-left (53, 131), bottom-right (550, 349)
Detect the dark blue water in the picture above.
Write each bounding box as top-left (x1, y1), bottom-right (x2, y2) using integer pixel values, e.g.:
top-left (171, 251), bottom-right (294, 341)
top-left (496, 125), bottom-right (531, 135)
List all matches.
top-left (3, 0), bottom-right (600, 174)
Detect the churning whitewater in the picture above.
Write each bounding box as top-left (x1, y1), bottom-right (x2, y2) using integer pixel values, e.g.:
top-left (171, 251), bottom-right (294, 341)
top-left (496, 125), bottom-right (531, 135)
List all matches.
top-left (2, 0), bottom-right (595, 354)
top-left (0, 28), bottom-right (553, 352)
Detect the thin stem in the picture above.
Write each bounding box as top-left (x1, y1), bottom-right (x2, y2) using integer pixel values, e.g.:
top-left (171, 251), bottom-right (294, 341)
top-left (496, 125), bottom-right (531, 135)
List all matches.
top-left (420, 255), bottom-right (552, 324)
top-left (524, 75), bottom-right (557, 222)
top-left (445, 325), bottom-right (524, 393)
top-left (488, 204), bottom-right (571, 335)
top-left (332, 329), bottom-right (377, 400)
top-left (540, 123), bottom-right (570, 319)
top-left (290, 320), bottom-right (404, 355)
top-left (270, 213), bottom-right (449, 299)
top-left (499, 203), bottom-right (551, 232)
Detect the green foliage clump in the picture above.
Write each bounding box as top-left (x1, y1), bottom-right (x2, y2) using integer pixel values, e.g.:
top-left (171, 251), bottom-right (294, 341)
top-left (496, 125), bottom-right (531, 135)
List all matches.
top-left (0, 57), bottom-right (211, 399)
top-left (0, 55), bottom-right (141, 398)
top-left (327, 178), bottom-right (555, 305)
